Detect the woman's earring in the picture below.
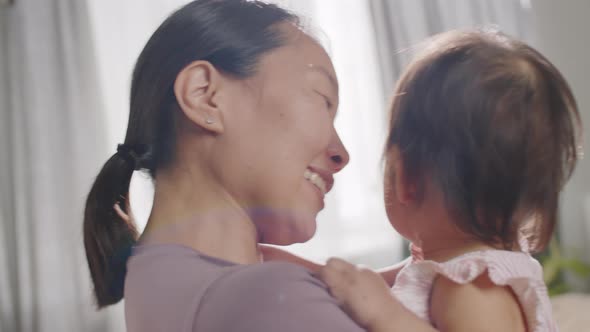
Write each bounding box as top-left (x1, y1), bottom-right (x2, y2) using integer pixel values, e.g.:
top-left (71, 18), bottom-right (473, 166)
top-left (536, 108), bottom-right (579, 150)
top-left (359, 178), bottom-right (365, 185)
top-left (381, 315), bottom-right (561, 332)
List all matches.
top-left (206, 119), bottom-right (214, 124)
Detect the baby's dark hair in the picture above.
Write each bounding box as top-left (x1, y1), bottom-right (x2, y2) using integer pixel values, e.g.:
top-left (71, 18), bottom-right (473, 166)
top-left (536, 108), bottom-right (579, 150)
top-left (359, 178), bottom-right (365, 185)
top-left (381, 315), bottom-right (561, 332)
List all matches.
top-left (386, 29), bottom-right (581, 253)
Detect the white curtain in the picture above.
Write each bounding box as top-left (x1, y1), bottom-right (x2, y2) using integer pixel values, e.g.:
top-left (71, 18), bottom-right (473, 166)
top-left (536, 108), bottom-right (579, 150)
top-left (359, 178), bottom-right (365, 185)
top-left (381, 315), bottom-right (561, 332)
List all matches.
top-left (0, 0), bottom-right (124, 331)
top-left (369, 0), bottom-right (534, 95)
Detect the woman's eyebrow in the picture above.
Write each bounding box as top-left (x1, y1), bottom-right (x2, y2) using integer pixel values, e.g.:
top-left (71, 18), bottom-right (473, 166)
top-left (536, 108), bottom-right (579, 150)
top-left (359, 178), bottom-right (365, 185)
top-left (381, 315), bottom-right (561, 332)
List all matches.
top-left (307, 64), bottom-right (339, 95)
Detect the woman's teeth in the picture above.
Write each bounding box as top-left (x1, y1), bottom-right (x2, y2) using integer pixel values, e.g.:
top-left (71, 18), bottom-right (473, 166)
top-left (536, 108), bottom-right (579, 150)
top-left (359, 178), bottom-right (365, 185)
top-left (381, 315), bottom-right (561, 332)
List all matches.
top-left (304, 169), bottom-right (327, 195)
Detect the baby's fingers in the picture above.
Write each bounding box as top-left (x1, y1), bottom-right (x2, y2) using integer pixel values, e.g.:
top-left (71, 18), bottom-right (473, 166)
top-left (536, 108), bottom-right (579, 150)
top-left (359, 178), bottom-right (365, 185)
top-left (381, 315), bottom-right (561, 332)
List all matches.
top-left (319, 258), bottom-right (356, 283)
top-left (318, 258), bottom-right (358, 299)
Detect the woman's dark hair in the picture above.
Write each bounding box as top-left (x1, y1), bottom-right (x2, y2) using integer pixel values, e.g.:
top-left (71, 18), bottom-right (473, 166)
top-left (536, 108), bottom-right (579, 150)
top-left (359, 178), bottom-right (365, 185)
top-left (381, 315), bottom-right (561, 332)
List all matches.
top-left (386, 28), bottom-right (581, 253)
top-left (84, 0), bottom-right (298, 308)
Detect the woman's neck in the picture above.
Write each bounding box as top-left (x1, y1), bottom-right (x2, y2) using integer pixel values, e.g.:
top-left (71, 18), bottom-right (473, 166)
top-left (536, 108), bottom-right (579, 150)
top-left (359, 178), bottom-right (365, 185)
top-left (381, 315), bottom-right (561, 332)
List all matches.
top-left (139, 166), bottom-right (261, 265)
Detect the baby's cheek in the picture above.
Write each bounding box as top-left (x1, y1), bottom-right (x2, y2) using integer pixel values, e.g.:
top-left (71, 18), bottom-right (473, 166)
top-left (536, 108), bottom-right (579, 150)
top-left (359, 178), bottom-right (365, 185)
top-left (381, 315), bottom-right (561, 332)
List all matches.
top-left (383, 177), bottom-right (397, 219)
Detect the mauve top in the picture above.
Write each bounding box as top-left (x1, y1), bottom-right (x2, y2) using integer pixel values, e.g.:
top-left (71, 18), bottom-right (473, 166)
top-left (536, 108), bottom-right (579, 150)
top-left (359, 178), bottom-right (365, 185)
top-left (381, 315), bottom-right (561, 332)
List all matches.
top-left (124, 244), bottom-right (364, 332)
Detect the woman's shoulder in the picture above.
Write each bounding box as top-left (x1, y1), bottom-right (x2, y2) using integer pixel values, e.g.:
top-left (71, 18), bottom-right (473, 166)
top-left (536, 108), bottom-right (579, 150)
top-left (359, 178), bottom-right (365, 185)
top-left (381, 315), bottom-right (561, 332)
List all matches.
top-left (128, 243), bottom-right (323, 287)
top-left (215, 260), bottom-right (324, 289)
top-left (126, 245), bottom-right (363, 331)
top-left (193, 261), bottom-right (364, 332)
top-left (125, 244), bottom-right (246, 331)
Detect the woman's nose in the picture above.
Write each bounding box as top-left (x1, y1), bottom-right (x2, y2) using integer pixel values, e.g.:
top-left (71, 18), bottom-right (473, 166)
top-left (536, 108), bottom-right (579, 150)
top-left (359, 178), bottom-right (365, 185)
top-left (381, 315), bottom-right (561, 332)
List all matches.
top-left (327, 133), bottom-right (349, 173)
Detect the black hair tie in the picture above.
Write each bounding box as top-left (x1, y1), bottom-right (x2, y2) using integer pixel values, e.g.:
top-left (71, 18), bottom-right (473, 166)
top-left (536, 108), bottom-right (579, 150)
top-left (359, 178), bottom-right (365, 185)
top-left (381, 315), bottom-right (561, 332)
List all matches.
top-left (116, 143), bottom-right (151, 170)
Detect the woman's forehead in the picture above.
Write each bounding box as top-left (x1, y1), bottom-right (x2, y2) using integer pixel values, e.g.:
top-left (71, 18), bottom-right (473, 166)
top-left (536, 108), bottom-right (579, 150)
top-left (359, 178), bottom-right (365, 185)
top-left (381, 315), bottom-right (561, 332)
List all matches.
top-left (275, 25), bottom-right (336, 74)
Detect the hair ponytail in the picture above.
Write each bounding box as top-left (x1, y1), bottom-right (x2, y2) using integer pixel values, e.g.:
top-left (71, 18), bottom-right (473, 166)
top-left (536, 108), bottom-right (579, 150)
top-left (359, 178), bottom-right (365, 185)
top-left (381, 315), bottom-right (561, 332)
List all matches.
top-left (83, 151), bottom-right (138, 308)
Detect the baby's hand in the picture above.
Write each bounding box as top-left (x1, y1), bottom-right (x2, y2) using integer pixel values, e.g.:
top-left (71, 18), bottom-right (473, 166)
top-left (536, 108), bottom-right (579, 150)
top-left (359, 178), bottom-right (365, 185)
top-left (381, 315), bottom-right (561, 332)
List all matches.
top-left (318, 258), bottom-right (401, 330)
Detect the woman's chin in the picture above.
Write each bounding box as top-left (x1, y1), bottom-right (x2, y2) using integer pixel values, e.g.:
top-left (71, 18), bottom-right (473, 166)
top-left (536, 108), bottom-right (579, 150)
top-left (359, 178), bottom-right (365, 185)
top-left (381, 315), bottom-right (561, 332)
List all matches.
top-left (260, 215), bottom-right (318, 245)
top-left (289, 214), bottom-right (318, 244)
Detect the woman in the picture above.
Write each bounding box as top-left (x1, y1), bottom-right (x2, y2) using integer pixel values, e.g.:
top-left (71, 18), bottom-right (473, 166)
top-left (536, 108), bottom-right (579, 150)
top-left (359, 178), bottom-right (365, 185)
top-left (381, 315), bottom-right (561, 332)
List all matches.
top-left (84, 1), bottom-right (387, 331)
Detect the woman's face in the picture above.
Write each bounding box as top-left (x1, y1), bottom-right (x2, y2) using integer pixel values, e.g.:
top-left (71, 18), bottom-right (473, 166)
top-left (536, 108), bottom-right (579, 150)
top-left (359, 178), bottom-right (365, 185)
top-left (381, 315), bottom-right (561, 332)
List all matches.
top-left (220, 27), bottom-right (349, 245)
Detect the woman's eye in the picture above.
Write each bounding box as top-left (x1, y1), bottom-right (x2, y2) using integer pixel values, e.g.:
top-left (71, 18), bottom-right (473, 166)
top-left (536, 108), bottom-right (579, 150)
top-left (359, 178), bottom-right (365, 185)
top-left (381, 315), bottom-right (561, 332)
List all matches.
top-left (324, 96), bottom-right (332, 109)
top-left (315, 91), bottom-right (332, 109)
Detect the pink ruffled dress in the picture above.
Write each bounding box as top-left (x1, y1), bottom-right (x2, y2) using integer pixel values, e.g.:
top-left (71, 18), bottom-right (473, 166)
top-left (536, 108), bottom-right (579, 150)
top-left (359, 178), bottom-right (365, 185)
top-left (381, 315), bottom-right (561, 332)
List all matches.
top-left (391, 246), bottom-right (558, 331)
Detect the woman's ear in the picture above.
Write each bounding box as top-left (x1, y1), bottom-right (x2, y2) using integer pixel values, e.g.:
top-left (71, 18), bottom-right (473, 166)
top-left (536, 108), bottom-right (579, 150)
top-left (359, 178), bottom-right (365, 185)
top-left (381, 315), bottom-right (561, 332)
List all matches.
top-left (174, 60), bottom-right (224, 134)
top-left (388, 146), bottom-right (418, 205)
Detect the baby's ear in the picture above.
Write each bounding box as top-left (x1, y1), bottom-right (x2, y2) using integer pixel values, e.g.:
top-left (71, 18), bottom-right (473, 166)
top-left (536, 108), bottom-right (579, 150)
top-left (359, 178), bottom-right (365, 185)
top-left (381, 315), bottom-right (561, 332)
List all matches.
top-left (387, 146), bottom-right (419, 205)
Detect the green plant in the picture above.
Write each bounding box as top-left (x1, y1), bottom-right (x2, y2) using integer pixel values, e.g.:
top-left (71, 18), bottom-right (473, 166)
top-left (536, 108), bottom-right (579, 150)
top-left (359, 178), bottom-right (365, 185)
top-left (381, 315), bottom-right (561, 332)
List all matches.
top-left (537, 237), bottom-right (590, 296)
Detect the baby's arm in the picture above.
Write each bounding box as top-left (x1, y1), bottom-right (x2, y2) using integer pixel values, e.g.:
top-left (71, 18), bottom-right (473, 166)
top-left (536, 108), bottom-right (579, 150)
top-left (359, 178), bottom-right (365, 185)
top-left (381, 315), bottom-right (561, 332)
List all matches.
top-left (430, 273), bottom-right (527, 331)
top-left (318, 258), bottom-right (437, 332)
top-left (260, 245), bottom-right (407, 287)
